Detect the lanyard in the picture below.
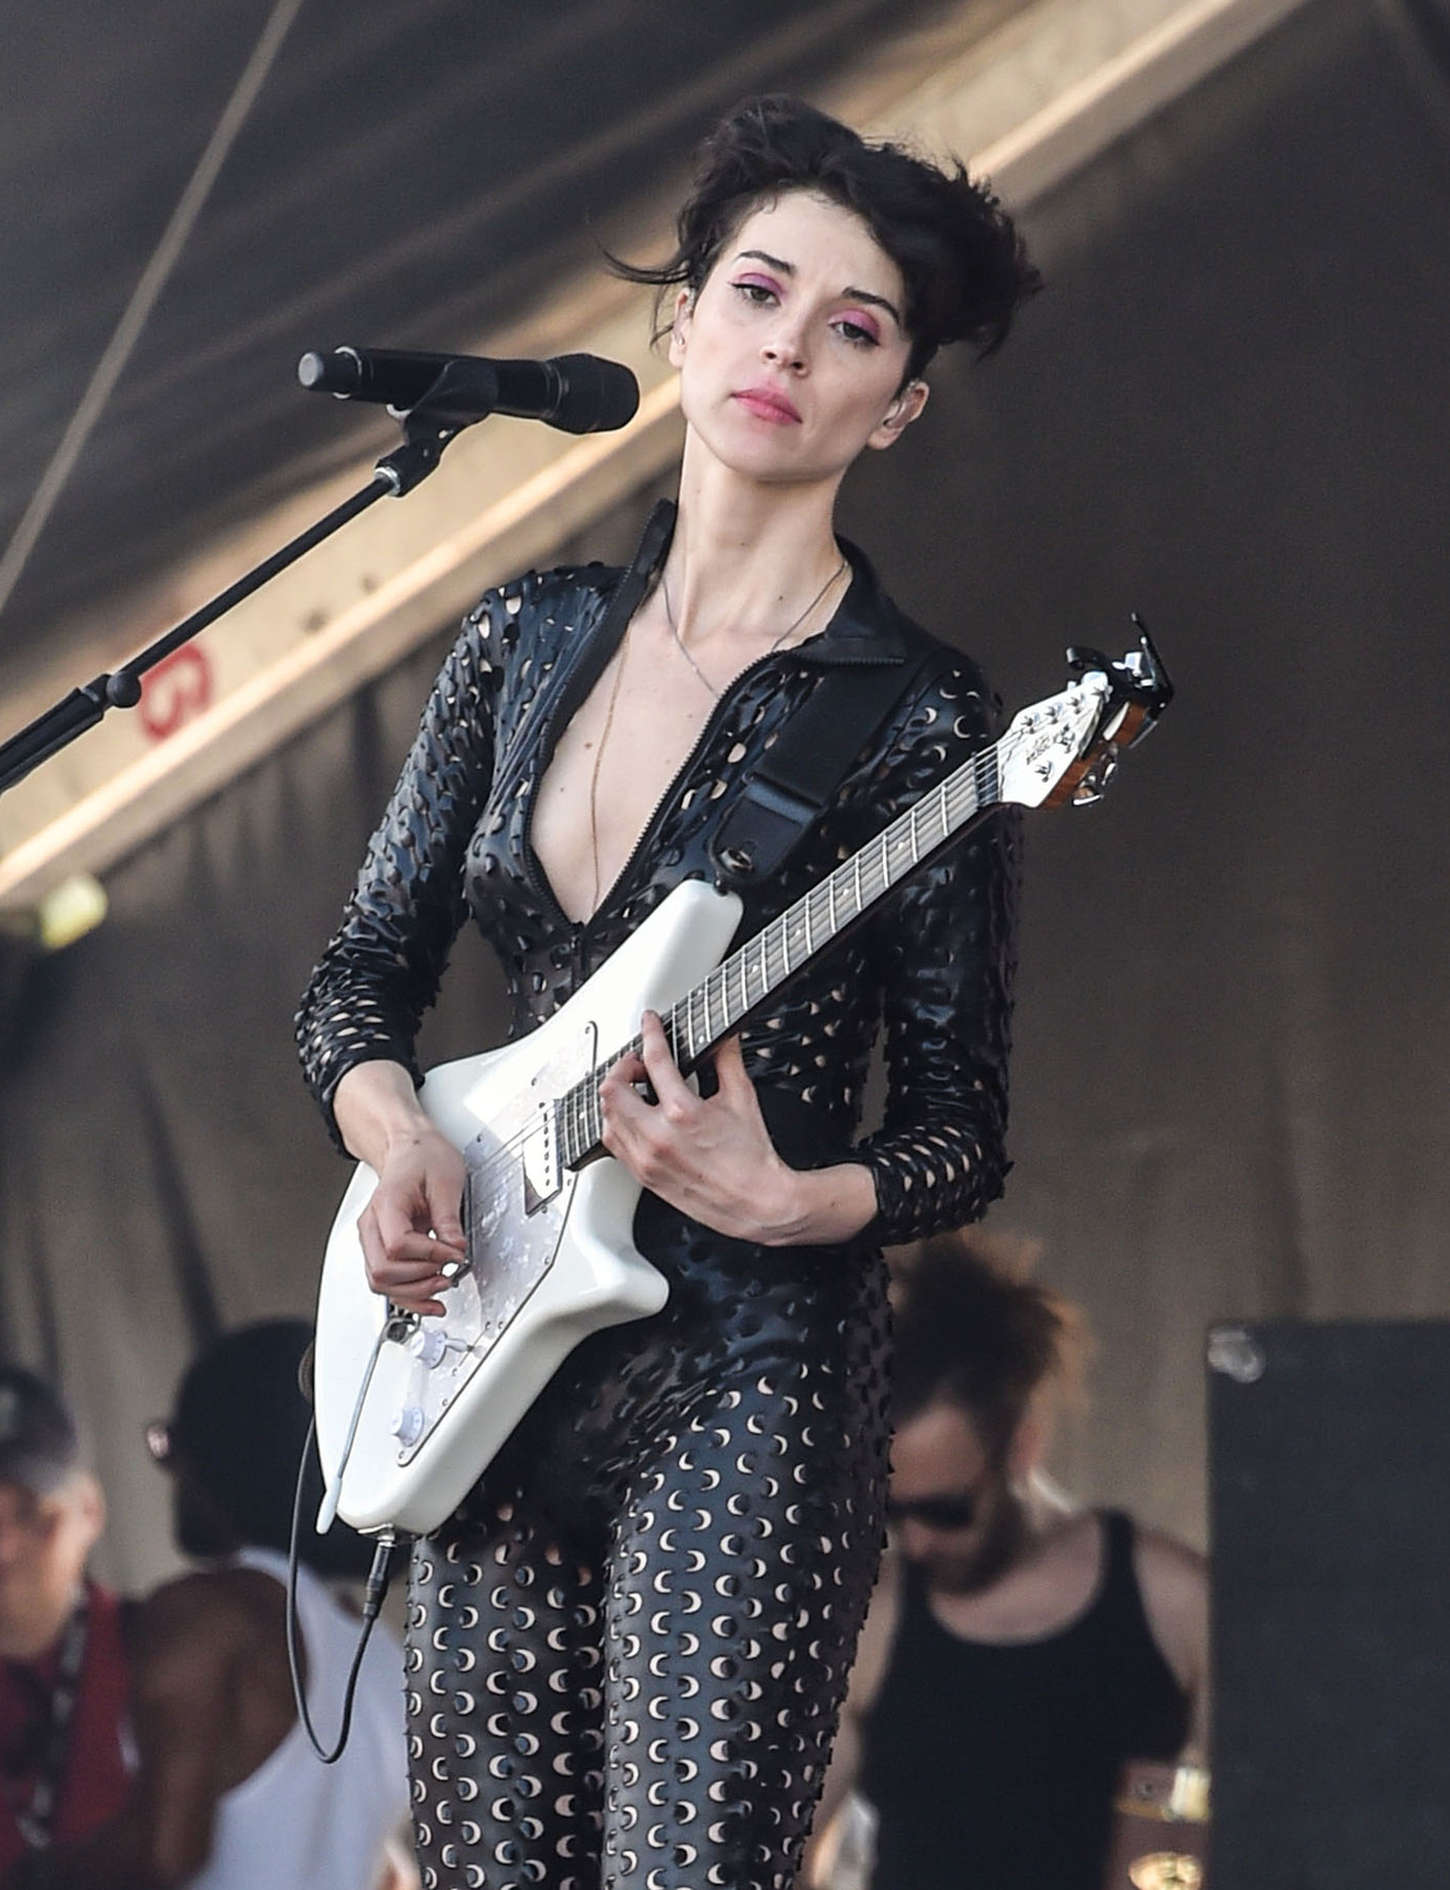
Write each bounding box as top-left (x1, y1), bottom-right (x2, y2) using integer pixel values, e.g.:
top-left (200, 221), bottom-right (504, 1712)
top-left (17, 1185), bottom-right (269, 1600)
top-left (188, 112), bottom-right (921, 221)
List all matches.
top-left (3, 1592), bottom-right (89, 1852)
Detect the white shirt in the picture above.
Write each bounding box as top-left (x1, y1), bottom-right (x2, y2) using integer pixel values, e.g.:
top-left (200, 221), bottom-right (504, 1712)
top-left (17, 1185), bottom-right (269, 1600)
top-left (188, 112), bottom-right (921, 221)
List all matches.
top-left (184, 1548), bottom-right (409, 1890)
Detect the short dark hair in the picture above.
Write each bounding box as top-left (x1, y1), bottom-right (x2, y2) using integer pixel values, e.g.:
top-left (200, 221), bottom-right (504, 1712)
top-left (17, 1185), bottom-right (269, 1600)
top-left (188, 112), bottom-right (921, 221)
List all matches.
top-left (615, 94), bottom-right (1041, 378)
top-left (891, 1234), bottom-right (1079, 1461)
top-left (0, 1365), bottom-right (81, 1495)
top-left (169, 1320), bottom-right (372, 1579)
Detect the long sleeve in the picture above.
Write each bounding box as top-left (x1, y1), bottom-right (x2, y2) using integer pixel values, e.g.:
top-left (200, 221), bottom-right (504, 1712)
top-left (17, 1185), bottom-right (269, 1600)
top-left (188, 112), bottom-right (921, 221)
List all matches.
top-left (852, 659), bottom-right (1020, 1242)
top-left (294, 591), bottom-right (506, 1150)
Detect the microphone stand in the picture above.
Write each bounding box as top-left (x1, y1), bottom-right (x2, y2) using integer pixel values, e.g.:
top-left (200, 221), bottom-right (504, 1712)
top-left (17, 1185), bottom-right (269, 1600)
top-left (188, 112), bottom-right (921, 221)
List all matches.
top-left (0, 368), bottom-right (495, 797)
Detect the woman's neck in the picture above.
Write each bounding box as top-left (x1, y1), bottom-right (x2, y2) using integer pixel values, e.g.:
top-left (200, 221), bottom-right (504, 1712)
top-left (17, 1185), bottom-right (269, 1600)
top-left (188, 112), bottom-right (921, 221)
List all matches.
top-left (666, 440), bottom-right (847, 647)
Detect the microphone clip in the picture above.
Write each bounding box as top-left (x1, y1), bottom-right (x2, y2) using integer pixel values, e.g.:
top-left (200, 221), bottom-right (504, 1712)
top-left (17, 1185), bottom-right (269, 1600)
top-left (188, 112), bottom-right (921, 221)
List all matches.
top-left (373, 361), bottom-right (500, 495)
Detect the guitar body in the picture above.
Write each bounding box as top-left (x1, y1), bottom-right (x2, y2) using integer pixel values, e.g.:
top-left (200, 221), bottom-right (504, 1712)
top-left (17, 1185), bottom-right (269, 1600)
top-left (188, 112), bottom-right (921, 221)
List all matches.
top-left (314, 877), bottom-right (743, 1535)
top-left (312, 632), bottom-right (1172, 1538)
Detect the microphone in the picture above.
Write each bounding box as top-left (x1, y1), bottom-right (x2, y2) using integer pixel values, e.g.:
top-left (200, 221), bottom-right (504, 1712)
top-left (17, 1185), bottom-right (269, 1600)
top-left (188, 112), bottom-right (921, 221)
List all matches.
top-left (297, 346), bottom-right (639, 435)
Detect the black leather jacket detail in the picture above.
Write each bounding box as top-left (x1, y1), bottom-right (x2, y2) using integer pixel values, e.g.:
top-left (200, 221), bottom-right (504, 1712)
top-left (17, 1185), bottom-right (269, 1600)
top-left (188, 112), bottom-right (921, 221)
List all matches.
top-left (296, 520), bottom-right (1018, 1244)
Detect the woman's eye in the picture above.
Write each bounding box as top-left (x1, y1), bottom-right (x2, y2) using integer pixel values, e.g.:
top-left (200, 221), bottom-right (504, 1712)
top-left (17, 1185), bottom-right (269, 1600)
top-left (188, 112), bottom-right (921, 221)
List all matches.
top-left (835, 318), bottom-right (880, 348)
top-left (734, 280), bottom-right (778, 305)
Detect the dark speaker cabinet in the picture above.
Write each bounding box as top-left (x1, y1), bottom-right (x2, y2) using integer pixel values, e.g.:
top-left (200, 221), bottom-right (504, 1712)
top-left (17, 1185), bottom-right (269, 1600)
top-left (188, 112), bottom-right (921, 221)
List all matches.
top-left (1209, 1320), bottom-right (1450, 1888)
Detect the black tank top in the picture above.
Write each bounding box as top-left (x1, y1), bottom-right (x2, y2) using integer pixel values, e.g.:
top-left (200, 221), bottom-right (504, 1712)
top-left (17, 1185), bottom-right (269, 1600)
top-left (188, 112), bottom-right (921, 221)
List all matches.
top-left (859, 1509), bottom-right (1190, 1890)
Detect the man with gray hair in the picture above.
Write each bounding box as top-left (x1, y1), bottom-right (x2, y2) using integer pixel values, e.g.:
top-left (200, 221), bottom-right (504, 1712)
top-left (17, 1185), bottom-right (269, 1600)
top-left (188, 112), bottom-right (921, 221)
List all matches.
top-left (0, 1366), bottom-right (133, 1877)
top-left (3, 1323), bottom-right (414, 1890)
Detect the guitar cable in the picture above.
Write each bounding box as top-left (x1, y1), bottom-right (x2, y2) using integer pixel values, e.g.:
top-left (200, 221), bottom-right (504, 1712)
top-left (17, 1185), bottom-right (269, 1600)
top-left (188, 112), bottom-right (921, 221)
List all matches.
top-left (286, 1405), bottom-right (405, 1763)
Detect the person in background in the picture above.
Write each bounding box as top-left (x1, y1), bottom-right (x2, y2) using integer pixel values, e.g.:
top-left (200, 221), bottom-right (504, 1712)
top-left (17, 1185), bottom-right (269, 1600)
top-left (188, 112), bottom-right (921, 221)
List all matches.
top-left (1, 1367), bottom-right (133, 1878)
top-left (4, 1321), bottom-right (414, 1890)
top-left (809, 1234), bottom-right (1208, 1890)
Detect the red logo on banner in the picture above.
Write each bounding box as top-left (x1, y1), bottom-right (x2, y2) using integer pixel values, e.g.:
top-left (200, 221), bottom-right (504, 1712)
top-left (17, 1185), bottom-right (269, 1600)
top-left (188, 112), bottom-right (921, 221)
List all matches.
top-left (139, 646), bottom-right (213, 742)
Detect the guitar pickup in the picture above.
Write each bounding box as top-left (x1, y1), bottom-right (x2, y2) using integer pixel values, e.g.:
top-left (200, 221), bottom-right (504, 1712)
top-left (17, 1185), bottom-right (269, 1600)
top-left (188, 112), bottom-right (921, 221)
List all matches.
top-left (521, 1102), bottom-right (561, 1214)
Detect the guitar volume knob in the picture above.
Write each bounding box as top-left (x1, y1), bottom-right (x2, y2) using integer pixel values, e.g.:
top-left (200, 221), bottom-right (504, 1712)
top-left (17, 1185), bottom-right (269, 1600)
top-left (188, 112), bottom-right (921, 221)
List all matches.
top-left (391, 1403), bottom-right (426, 1446)
top-left (409, 1327), bottom-right (450, 1369)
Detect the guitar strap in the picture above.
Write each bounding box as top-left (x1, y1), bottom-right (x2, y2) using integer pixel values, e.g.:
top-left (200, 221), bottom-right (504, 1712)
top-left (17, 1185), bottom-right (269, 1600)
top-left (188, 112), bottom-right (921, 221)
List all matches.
top-left (3, 1591), bottom-right (89, 1853)
top-left (709, 645), bottom-right (948, 889)
top-left (491, 495), bottom-right (946, 891)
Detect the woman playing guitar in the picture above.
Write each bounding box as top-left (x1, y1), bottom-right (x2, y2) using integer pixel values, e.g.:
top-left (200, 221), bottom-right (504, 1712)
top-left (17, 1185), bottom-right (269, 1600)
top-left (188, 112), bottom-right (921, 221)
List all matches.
top-left (296, 94), bottom-right (1039, 1890)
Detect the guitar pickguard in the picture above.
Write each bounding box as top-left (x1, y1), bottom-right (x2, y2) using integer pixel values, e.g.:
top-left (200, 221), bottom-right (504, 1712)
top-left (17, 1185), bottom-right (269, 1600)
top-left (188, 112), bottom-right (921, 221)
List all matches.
top-left (389, 1025), bottom-right (594, 1467)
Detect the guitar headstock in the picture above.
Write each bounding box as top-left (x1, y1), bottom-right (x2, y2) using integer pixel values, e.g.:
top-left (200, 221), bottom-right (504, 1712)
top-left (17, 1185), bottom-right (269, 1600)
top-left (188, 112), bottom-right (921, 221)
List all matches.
top-left (998, 620), bottom-right (1173, 809)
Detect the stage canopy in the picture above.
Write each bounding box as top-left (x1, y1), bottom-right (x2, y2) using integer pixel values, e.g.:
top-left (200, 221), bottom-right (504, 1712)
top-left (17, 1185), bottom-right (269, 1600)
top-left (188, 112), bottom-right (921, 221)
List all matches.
top-left (3, 0), bottom-right (1449, 1589)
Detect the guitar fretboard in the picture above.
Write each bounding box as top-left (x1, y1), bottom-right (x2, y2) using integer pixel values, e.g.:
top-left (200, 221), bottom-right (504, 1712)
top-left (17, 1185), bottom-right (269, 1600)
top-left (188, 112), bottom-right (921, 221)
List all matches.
top-left (555, 731), bottom-right (1011, 1169)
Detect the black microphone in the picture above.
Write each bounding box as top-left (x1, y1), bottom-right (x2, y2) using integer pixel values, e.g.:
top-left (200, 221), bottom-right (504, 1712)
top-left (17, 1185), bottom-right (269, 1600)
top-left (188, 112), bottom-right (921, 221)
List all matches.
top-left (297, 346), bottom-right (639, 435)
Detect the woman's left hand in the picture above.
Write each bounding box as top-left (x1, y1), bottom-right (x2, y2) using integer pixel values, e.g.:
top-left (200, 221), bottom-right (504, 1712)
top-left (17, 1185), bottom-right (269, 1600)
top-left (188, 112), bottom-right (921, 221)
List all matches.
top-left (598, 1011), bottom-right (802, 1243)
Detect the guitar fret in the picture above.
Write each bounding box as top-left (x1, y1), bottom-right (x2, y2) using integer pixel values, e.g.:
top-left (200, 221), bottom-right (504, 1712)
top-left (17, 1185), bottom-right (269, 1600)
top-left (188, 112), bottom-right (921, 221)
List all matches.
top-left (557, 733), bottom-right (1018, 1171)
top-left (667, 1003), bottom-right (683, 1067)
top-left (549, 719), bottom-right (1074, 1175)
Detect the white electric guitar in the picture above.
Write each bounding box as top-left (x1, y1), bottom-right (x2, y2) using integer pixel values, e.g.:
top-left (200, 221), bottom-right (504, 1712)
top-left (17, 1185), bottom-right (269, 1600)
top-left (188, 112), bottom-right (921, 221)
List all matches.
top-left (313, 632), bottom-right (1172, 1536)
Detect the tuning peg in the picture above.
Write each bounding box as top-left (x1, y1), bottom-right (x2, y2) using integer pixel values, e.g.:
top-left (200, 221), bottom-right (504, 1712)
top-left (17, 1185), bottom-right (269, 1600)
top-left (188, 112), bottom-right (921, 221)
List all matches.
top-left (1071, 750), bottom-right (1119, 805)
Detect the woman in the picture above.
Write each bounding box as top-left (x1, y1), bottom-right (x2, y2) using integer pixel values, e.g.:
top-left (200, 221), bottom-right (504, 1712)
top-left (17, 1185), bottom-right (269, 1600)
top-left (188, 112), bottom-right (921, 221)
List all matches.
top-left (296, 95), bottom-right (1037, 1890)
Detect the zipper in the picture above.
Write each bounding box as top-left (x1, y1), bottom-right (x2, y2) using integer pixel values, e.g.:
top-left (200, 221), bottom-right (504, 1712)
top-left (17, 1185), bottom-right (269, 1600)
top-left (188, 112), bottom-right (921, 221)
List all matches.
top-left (523, 642), bottom-right (908, 948)
top-left (513, 520), bottom-right (902, 939)
top-left (575, 645), bottom-right (785, 936)
top-left (512, 508), bottom-right (675, 938)
top-left (519, 638), bottom-right (777, 938)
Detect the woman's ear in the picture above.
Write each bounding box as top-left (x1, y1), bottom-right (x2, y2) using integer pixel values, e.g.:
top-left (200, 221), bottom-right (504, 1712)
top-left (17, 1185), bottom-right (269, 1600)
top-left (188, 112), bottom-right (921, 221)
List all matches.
top-left (668, 287), bottom-right (694, 367)
top-left (868, 378), bottom-right (930, 450)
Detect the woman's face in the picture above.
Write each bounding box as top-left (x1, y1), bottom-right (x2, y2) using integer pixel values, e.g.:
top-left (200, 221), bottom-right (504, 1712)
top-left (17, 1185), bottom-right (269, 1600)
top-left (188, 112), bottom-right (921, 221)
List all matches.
top-left (670, 189), bottom-right (926, 491)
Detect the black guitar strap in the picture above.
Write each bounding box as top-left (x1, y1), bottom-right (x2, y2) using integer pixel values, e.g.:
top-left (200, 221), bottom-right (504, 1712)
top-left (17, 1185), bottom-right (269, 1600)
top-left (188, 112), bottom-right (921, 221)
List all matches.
top-left (490, 495), bottom-right (946, 891)
top-left (709, 644), bottom-right (946, 888)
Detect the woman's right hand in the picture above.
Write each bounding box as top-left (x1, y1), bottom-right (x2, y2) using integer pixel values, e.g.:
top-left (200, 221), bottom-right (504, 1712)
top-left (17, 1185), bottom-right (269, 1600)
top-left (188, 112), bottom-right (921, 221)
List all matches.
top-left (356, 1125), bottom-right (469, 1317)
top-left (333, 1061), bottom-right (469, 1317)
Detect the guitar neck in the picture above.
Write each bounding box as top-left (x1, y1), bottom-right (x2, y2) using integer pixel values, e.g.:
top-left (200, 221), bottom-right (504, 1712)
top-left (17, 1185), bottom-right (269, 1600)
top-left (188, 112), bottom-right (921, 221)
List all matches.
top-left (557, 730), bottom-right (1009, 1168)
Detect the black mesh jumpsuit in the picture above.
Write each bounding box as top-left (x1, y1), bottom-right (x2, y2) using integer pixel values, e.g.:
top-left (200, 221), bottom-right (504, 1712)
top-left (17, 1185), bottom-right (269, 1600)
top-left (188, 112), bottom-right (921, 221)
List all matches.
top-left (296, 506), bottom-right (1017, 1890)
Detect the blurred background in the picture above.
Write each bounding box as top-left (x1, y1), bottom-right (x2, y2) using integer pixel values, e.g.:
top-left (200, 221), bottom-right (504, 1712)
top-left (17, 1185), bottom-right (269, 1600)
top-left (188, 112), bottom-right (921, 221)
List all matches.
top-left (1, 0), bottom-right (1448, 1592)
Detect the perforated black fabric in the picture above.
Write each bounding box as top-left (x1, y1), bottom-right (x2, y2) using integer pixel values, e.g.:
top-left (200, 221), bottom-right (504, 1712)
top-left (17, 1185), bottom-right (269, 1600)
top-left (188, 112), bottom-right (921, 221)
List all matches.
top-left (295, 531), bottom-right (1017, 1243)
top-left (403, 1205), bottom-right (891, 1890)
top-left (294, 522), bottom-right (1017, 1889)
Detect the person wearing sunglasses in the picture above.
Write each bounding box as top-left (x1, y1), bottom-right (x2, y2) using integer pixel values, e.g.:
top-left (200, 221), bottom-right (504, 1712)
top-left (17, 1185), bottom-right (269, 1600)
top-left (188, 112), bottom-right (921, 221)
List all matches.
top-left (808, 1236), bottom-right (1208, 1890)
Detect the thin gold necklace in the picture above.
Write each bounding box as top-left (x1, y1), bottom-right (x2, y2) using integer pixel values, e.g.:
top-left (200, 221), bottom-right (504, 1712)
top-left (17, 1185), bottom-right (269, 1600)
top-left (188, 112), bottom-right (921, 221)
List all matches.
top-left (661, 556), bottom-right (848, 699)
top-left (586, 623), bottom-right (632, 914)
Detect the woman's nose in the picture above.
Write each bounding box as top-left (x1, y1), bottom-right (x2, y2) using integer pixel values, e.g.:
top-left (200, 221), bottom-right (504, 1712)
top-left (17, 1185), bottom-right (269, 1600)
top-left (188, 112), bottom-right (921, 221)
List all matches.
top-left (761, 322), bottom-right (808, 372)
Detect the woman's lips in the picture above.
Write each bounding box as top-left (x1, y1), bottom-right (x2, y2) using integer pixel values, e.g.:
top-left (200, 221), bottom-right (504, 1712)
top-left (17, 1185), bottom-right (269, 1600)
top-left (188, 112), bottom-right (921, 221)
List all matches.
top-left (733, 387), bottom-right (801, 424)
